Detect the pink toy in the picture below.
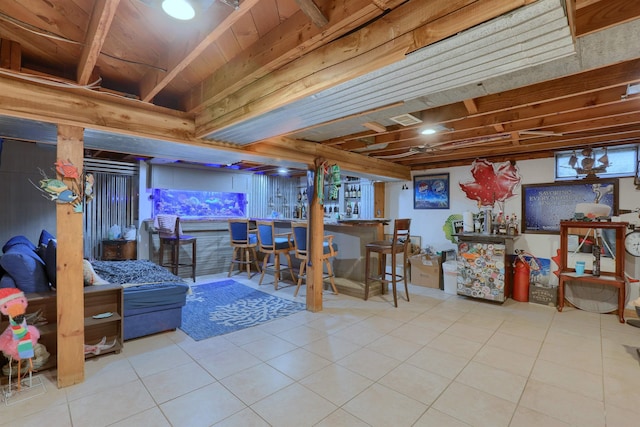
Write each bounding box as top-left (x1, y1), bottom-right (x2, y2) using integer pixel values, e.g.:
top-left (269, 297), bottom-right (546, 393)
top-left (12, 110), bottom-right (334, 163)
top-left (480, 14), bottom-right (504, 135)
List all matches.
top-left (0, 288), bottom-right (40, 389)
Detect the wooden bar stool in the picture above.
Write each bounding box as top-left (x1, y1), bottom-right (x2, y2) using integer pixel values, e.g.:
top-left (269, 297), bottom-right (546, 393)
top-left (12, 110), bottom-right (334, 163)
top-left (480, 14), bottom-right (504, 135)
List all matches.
top-left (364, 218), bottom-right (411, 307)
top-left (291, 221), bottom-right (339, 297)
top-left (256, 220), bottom-right (296, 290)
top-left (228, 219), bottom-right (261, 278)
top-left (157, 215), bottom-right (197, 282)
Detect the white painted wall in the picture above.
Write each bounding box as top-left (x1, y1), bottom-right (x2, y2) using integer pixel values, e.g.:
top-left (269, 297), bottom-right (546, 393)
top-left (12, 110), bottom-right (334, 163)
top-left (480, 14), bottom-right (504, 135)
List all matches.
top-left (386, 157), bottom-right (640, 308)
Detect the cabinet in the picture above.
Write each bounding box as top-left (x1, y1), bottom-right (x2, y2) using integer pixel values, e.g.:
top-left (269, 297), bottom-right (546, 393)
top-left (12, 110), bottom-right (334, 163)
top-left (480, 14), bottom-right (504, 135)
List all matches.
top-left (102, 240), bottom-right (137, 260)
top-left (0, 285), bottom-right (123, 380)
top-left (455, 233), bottom-right (517, 303)
top-left (557, 220), bottom-right (627, 322)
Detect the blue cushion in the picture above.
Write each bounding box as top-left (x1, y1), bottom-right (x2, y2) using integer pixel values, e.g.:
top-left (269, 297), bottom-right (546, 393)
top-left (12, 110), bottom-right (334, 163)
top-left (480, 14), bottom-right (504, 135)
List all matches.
top-left (45, 240), bottom-right (57, 287)
top-left (248, 234), bottom-right (258, 245)
top-left (323, 242), bottom-right (338, 255)
top-left (2, 236), bottom-right (36, 253)
top-left (0, 274), bottom-right (17, 288)
top-left (38, 229), bottom-right (56, 247)
top-left (0, 244), bottom-right (49, 293)
top-left (273, 237), bottom-right (292, 250)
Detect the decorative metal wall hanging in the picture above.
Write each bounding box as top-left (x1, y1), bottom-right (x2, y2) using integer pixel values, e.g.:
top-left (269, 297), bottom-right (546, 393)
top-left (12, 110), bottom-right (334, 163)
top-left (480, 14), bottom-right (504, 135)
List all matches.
top-left (30, 159), bottom-right (94, 213)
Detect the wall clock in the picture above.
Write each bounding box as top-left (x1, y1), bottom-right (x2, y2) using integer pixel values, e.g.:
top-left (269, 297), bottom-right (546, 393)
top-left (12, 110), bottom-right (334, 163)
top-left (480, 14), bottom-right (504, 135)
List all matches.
top-left (624, 230), bottom-right (640, 257)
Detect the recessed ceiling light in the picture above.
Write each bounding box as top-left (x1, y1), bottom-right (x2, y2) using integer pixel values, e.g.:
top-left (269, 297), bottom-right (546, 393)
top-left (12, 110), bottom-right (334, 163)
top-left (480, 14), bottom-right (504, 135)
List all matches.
top-left (162, 0), bottom-right (195, 20)
top-left (420, 124), bottom-right (452, 135)
top-left (278, 168), bottom-right (288, 175)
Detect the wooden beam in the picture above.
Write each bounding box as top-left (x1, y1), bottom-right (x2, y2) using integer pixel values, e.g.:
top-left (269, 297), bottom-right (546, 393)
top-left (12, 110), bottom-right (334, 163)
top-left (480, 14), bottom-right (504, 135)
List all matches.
top-left (194, 0), bottom-right (529, 137)
top-left (295, 0), bottom-right (329, 27)
top-left (363, 121), bottom-right (387, 133)
top-left (0, 39), bottom-right (21, 71)
top-left (185, 0), bottom-right (389, 112)
top-left (575, 0), bottom-right (640, 37)
top-left (307, 160), bottom-right (324, 312)
top-left (0, 73), bottom-right (195, 143)
top-left (248, 136), bottom-right (411, 180)
top-left (56, 124), bottom-right (85, 388)
top-left (463, 98), bottom-right (478, 114)
top-left (77, 0), bottom-right (120, 86)
top-left (140, 0), bottom-right (259, 102)
top-left (565, 0), bottom-right (577, 41)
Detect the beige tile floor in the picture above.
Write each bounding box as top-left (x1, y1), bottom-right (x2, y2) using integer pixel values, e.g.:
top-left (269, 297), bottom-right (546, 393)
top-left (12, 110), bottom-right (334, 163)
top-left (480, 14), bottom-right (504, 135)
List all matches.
top-left (2, 273), bottom-right (640, 427)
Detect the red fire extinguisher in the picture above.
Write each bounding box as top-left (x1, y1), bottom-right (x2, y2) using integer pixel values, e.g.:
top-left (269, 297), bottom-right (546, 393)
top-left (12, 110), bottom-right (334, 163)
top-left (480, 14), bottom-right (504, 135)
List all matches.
top-left (512, 250), bottom-right (540, 302)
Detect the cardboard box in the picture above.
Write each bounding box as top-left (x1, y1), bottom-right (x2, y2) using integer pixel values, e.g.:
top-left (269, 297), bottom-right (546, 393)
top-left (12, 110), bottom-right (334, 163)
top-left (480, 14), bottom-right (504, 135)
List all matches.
top-left (529, 284), bottom-right (557, 307)
top-left (409, 254), bottom-right (441, 288)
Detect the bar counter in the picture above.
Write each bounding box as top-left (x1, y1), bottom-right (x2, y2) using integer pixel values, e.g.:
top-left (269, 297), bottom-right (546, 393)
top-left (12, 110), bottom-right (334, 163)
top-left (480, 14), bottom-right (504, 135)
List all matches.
top-left (142, 218), bottom-right (389, 281)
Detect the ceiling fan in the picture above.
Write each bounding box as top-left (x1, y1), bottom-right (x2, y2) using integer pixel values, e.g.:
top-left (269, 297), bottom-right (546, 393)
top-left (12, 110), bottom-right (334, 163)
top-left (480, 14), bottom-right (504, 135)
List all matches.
top-left (372, 132), bottom-right (513, 160)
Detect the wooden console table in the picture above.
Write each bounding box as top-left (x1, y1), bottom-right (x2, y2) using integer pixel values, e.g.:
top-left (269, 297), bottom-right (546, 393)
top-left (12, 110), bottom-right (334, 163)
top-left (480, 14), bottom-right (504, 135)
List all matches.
top-left (557, 220), bottom-right (627, 323)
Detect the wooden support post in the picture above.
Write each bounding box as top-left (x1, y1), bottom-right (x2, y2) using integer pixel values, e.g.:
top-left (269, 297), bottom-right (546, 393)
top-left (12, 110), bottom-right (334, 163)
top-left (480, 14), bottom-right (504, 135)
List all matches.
top-left (56, 125), bottom-right (85, 388)
top-left (306, 160), bottom-right (325, 312)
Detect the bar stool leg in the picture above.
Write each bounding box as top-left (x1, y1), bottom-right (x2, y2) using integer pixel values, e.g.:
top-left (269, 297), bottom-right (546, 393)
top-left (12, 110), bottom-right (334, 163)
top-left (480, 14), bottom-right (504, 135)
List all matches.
top-left (364, 247), bottom-right (371, 301)
top-left (325, 259), bottom-right (338, 294)
top-left (391, 251), bottom-right (398, 307)
top-left (159, 239), bottom-right (165, 269)
top-left (273, 253), bottom-right (280, 290)
top-left (191, 239), bottom-right (197, 282)
top-left (173, 241), bottom-right (179, 276)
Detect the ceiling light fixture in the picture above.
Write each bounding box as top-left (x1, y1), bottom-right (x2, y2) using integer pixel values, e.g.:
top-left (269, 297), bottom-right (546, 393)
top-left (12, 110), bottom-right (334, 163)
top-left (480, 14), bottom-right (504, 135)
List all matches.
top-left (162, 0), bottom-right (195, 20)
top-left (420, 124), bottom-right (452, 135)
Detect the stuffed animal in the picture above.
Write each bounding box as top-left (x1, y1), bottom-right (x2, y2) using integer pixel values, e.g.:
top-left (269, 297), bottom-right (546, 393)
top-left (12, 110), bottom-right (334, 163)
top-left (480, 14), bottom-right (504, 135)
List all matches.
top-left (0, 288), bottom-right (40, 387)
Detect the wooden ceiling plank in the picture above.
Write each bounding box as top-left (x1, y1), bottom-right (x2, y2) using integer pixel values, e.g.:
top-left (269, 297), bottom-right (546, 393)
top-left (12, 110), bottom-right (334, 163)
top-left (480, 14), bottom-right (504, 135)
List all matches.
top-left (77, 0), bottom-right (120, 86)
top-left (139, 0), bottom-right (261, 103)
top-left (195, 0), bottom-right (527, 137)
top-left (185, 0), bottom-right (388, 113)
top-left (575, 0), bottom-right (640, 37)
top-left (294, 0), bottom-right (329, 27)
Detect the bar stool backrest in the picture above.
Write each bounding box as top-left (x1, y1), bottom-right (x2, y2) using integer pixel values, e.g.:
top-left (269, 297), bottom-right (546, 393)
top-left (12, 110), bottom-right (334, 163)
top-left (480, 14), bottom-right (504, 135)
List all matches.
top-left (392, 218), bottom-right (411, 251)
top-left (156, 214), bottom-right (184, 238)
top-left (229, 219), bottom-right (253, 245)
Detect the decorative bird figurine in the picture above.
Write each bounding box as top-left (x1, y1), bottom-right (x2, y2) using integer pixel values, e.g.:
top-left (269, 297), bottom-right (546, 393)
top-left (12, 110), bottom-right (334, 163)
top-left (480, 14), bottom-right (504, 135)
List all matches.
top-left (0, 288), bottom-right (40, 389)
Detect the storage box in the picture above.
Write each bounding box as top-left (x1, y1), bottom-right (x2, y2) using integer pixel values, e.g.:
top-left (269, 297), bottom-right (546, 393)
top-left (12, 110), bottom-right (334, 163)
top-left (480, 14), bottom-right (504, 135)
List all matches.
top-left (409, 254), bottom-right (441, 288)
top-left (529, 284), bottom-right (557, 307)
top-left (442, 260), bottom-right (458, 295)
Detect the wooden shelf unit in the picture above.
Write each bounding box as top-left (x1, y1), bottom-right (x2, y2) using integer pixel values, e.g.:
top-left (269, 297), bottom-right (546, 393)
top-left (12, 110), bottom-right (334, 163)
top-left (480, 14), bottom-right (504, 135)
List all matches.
top-left (0, 285), bottom-right (123, 381)
top-left (102, 240), bottom-right (137, 260)
top-left (557, 220), bottom-right (628, 323)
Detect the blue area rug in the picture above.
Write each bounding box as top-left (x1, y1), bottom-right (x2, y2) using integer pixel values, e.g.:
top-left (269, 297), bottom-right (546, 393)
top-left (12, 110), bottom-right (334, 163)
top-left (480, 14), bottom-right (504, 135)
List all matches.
top-left (180, 279), bottom-right (306, 341)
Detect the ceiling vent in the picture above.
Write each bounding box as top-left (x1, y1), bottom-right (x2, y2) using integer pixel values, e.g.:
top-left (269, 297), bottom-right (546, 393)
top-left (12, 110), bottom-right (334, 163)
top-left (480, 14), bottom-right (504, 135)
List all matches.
top-left (389, 113), bottom-right (422, 126)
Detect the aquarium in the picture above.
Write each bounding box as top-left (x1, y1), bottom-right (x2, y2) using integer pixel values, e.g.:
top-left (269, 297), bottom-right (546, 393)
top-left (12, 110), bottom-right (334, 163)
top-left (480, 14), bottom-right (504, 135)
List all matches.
top-left (152, 188), bottom-right (247, 218)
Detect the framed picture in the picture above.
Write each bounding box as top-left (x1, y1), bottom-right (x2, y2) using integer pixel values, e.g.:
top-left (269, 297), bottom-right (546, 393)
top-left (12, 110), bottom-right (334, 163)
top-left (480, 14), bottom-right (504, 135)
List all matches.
top-left (414, 173), bottom-right (450, 209)
top-left (521, 179), bottom-right (618, 234)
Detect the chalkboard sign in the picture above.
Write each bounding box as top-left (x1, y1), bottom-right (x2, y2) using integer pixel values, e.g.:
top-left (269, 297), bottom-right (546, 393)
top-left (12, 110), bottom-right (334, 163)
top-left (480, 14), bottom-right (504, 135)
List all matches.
top-left (521, 179), bottom-right (618, 234)
top-left (529, 285), bottom-right (557, 307)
